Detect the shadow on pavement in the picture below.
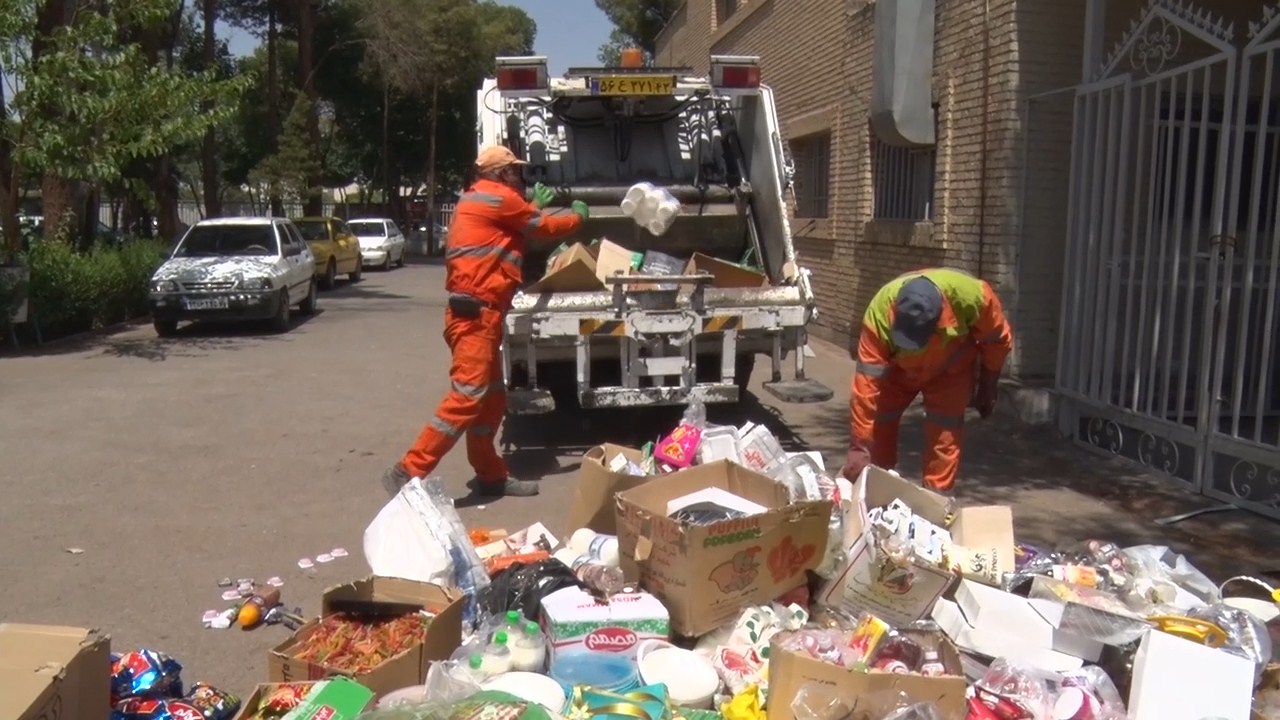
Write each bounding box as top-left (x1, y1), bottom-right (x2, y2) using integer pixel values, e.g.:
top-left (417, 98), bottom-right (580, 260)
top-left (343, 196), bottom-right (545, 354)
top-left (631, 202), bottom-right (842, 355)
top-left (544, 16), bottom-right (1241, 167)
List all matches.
top-left (325, 279), bottom-right (418, 301)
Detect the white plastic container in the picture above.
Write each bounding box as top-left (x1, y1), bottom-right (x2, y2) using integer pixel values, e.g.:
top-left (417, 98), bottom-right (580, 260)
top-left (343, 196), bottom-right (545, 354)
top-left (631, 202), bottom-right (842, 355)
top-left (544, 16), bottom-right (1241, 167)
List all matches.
top-left (636, 640), bottom-right (720, 709)
top-left (480, 631), bottom-right (513, 677)
top-left (481, 672), bottom-right (568, 712)
top-left (568, 529), bottom-right (620, 567)
top-left (510, 621), bottom-right (548, 672)
top-left (621, 182), bottom-right (655, 217)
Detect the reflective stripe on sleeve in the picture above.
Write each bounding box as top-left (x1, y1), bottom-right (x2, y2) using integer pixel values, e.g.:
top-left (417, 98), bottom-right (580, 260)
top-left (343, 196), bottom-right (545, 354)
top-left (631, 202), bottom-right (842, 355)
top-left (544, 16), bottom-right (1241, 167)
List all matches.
top-left (856, 361), bottom-right (887, 378)
top-left (459, 191), bottom-right (503, 207)
top-left (445, 243), bottom-right (522, 268)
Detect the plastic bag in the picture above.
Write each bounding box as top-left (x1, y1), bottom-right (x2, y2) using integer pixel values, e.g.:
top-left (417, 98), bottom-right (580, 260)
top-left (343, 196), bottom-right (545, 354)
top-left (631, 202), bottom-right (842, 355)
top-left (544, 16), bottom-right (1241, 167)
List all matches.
top-left (418, 660), bottom-right (483, 704)
top-left (1185, 603), bottom-right (1274, 682)
top-left (1122, 545), bottom-right (1220, 609)
top-left (1053, 666), bottom-right (1128, 720)
top-left (364, 477), bottom-right (491, 627)
top-left (973, 659), bottom-right (1058, 719)
top-left (866, 689), bottom-right (941, 720)
top-left (790, 683), bottom-right (849, 720)
top-left (476, 558), bottom-right (582, 626)
top-left (357, 690), bottom-right (553, 720)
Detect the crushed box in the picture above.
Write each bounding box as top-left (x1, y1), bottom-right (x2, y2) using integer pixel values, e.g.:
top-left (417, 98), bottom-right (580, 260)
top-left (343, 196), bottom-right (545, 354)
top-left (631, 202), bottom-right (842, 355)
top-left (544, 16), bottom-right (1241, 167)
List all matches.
top-left (0, 624), bottom-right (111, 720)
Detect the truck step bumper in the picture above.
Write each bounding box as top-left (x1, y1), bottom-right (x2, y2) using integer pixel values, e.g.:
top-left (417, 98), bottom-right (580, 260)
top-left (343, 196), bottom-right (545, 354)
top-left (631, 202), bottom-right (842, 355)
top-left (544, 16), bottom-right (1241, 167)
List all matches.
top-left (507, 388), bottom-right (557, 415)
top-left (762, 379), bottom-right (834, 404)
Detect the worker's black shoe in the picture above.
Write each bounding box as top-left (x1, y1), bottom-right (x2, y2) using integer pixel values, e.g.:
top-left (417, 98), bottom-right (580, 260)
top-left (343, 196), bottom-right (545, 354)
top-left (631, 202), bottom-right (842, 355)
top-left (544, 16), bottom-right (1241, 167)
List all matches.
top-left (381, 462), bottom-right (413, 497)
top-left (473, 476), bottom-right (540, 497)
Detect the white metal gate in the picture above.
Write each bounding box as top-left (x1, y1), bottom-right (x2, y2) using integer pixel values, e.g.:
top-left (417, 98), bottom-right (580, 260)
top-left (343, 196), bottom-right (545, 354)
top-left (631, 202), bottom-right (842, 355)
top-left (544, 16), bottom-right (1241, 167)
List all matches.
top-left (1058, 0), bottom-right (1280, 519)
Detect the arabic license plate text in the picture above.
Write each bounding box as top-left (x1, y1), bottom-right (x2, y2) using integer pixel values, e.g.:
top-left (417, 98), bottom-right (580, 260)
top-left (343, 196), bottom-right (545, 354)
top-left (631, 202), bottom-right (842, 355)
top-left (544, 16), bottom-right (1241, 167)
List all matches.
top-left (595, 75), bottom-right (675, 96)
top-left (184, 297), bottom-right (229, 310)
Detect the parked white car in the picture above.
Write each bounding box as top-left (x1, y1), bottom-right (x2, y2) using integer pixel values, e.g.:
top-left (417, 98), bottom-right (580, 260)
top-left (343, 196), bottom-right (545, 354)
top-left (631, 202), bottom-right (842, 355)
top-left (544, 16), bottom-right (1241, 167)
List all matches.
top-left (349, 218), bottom-right (408, 271)
top-left (148, 217), bottom-right (318, 337)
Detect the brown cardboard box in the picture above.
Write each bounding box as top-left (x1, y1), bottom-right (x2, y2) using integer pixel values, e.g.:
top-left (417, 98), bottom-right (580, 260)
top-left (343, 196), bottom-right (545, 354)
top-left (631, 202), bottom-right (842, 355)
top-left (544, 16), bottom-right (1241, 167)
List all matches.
top-left (527, 240), bottom-right (636, 293)
top-left (685, 252), bottom-right (768, 289)
top-left (0, 623), bottom-right (111, 720)
top-left (767, 641), bottom-right (968, 720)
top-left (817, 466), bottom-right (1015, 627)
top-left (568, 444), bottom-right (652, 535)
top-left (234, 679), bottom-right (375, 720)
top-left (615, 460), bottom-right (832, 637)
top-left (268, 577), bottom-right (464, 699)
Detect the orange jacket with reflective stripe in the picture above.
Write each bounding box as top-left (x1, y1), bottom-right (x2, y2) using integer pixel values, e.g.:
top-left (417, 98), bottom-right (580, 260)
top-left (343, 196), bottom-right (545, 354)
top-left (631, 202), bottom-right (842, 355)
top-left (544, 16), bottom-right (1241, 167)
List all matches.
top-left (445, 179), bottom-right (582, 309)
top-left (851, 268), bottom-right (1013, 442)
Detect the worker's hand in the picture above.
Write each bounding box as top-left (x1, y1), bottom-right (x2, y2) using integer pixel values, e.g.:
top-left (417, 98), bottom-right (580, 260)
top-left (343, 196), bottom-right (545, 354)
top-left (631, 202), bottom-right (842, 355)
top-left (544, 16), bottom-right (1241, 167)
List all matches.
top-left (571, 200), bottom-right (590, 220)
top-left (973, 369), bottom-right (1000, 419)
top-left (532, 182), bottom-right (556, 209)
top-left (840, 444), bottom-right (872, 482)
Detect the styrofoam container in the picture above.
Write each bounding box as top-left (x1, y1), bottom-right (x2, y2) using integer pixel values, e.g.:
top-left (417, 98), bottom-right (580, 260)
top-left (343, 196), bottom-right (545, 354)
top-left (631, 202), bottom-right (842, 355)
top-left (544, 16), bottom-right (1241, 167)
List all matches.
top-left (636, 640), bottom-right (720, 709)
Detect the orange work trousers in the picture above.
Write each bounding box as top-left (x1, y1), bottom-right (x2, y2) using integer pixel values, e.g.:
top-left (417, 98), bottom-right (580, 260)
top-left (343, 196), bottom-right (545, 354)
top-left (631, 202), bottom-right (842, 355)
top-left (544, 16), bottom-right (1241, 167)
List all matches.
top-left (401, 306), bottom-right (509, 484)
top-left (868, 353), bottom-right (976, 492)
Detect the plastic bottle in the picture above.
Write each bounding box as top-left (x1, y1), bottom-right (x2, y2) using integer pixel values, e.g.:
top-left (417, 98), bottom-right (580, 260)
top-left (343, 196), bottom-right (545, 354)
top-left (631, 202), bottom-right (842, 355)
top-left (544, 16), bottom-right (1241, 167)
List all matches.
top-left (919, 650), bottom-right (946, 677)
top-left (813, 634), bottom-right (843, 665)
top-left (236, 587), bottom-right (281, 629)
top-left (481, 631), bottom-right (513, 677)
top-left (621, 182), bottom-right (655, 217)
top-left (464, 654), bottom-right (487, 682)
top-left (654, 192), bottom-right (681, 224)
top-left (555, 549), bottom-right (625, 594)
top-left (510, 621), bottom-right (547, 672)
top-left (568, 529), bottom-right (620, 567)
top-left (501, 609), bottom-right (524, 635)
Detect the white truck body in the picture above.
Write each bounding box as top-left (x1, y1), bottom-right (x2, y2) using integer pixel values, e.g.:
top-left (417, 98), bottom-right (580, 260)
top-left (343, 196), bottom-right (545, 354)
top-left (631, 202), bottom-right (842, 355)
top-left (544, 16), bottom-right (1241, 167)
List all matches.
top-left (476, 56), bottom-right (832, 413)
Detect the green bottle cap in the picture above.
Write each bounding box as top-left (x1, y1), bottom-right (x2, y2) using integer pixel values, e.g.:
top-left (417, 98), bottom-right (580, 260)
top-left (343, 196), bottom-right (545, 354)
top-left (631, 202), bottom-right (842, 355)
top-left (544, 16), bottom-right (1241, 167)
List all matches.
top-left (525, 621), bottom-right (540, 635)
top-left (469, 654), bottom-right (483, 668)
top-left (495, 630), bottom-right (509, 645)
top-left (506, 610), bottom-right (521, 624)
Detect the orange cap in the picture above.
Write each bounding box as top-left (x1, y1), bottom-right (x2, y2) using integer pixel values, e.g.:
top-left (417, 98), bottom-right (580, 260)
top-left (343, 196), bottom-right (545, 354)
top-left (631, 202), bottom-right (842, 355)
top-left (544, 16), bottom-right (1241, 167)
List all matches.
top-left (475, 145), bottom-right (527, 172)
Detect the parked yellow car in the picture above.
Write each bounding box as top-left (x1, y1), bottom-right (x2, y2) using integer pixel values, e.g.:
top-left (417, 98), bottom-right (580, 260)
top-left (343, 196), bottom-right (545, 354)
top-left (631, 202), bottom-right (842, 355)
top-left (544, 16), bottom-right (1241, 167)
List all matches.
top-left (293, 216), bottom-right (363, 289)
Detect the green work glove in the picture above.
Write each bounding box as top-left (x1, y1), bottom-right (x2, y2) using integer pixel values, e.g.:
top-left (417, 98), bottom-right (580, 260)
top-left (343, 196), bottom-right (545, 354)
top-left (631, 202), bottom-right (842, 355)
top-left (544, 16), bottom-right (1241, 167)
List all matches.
top-left (532, 182), bottom-right (555, 209)
top-left (571, 200), bottom-right (590, 220)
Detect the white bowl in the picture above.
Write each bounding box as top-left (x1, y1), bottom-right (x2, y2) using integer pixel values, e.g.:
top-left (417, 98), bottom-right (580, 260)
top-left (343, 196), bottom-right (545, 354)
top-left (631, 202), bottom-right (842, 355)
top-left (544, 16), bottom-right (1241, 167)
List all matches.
top-left (636, 640), bottom-right (720, 709)
top-left (483, 671), bottom-right (569, 712)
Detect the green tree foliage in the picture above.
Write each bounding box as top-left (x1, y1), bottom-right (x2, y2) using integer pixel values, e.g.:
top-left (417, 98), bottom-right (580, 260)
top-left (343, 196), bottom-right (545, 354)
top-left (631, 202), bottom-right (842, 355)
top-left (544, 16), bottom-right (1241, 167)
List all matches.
top-left (594, 0), bottom-right (682, 55)
top-left (250, 93), bottom-right (321, 205)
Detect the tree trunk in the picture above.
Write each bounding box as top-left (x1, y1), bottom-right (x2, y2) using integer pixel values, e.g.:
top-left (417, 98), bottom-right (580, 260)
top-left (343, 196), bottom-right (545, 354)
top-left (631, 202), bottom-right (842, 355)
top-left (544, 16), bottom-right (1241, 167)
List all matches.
top-left (154, 157), bottom-right (180, 241)
top-left (297, 0), bottom-right (323, 215)
top-left (266, 1), bottom-right (284, 216)
top-left (0, 57), bottom-right (20, 262)
top-left (381, 81), bottom-right (392, 222)
top-left (424, 80), bottom-right (440, 248)
top-left (34, 0), bottom-right (76, 246)
top-left (201, 0), bottom-right (222, 217)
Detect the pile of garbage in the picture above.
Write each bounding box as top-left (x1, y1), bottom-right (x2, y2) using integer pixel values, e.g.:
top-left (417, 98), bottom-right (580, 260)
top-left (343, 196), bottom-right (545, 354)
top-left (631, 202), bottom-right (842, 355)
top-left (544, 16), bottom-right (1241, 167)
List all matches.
top-left (7, 404), bottom-right (1280, 720)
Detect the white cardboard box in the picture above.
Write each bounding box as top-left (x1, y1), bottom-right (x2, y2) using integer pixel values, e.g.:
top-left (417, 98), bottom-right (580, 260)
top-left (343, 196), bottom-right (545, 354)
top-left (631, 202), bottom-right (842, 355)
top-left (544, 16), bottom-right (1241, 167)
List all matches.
top-left (931, 598), bottom-right (1085, 673)
top-left (539, 587), bottom-right (669, 661)
top-left (1128, 629), bottom-right (1253, 720)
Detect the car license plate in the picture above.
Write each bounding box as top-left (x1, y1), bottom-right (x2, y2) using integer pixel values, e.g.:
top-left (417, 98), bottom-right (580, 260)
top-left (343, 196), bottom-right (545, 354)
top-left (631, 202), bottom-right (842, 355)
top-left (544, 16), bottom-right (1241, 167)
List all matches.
top-left (183, 297), bottom-right (229, 311)
top-left (593, 75), bottom-right (675, 96)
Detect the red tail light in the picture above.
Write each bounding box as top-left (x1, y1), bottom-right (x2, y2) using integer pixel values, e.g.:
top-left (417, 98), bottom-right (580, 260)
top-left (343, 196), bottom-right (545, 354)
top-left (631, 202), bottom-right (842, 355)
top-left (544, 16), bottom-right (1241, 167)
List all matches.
top-left (710, 55), bottom-right (762, 91)
top-left (720, 65), bottom-right (760, 88)
top-left (494, 56), bottom-right (549, 92)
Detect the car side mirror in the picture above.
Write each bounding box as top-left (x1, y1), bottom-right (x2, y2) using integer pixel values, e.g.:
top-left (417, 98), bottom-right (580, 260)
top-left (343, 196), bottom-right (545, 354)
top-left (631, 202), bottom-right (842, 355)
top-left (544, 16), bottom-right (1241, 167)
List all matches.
top-left (286, 244), bottom-right (302, 257)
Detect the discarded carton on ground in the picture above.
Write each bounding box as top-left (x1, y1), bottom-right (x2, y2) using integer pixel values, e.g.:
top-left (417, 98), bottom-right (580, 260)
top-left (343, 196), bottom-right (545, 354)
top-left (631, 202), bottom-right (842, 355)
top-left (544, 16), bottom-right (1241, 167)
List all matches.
top-left (615, 459), bottom-right (832, 637)
top-left (0, 624), bottom-right (111, 720)
top-left (268, 576), bottom-right (464, 700)
top-left (1128, 628), bottom-right (1254, 720)
top-left (816, 466), bottom-right (1015, 627)
top-left (569, 444), bottom-right (653, 535)
top-left (539, 585), bottom-right (670, 662)
top-left (930, 580), bottom-right (1091, 672)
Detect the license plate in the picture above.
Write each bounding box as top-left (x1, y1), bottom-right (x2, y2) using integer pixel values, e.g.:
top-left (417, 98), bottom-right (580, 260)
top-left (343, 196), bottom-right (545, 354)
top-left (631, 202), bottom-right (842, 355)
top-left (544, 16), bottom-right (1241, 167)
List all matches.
top-left (593, 75), bottom-right (675, 96)
top-left (183, 297), bottom-right (229, 310)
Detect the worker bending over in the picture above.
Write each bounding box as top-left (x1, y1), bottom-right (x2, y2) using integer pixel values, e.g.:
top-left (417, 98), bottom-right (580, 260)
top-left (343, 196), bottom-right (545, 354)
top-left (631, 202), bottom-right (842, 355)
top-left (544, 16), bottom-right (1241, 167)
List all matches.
top-left (841, 268), bottom-right (1013, 492)
top-left (383, 146), bottom-right (588, 498)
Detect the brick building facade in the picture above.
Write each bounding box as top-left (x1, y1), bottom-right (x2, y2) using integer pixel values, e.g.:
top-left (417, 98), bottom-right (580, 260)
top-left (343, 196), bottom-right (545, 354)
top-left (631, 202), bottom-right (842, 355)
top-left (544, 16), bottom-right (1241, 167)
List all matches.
top-left (654, 0), bottom-right (1266, 383)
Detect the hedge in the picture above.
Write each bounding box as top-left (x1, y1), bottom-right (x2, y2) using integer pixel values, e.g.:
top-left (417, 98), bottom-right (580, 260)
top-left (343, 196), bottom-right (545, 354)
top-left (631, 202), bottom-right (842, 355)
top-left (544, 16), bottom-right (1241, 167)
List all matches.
top-left (2, 237), bottom-right (169, 343)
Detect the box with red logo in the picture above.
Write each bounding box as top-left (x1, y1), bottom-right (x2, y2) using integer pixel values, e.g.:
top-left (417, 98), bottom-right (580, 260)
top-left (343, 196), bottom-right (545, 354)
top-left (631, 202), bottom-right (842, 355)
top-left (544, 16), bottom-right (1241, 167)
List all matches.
top-left (615, 459), bottom-right (833, 637)
top-left (539, 585), bottom-right (670, 662)
top-left (233, 678), bottom-right (374, 720)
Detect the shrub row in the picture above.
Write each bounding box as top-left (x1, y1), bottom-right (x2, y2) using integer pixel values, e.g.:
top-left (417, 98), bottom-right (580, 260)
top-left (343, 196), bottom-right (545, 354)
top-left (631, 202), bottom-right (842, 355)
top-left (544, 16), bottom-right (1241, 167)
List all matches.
top-left (5, 237), bottom-right (169, 341)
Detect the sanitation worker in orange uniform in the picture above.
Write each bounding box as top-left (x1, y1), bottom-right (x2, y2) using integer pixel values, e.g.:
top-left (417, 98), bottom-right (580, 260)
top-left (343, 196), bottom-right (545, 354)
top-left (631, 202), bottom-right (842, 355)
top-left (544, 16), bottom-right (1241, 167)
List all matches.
top-left (841, 269), bottom-right (1013, 493)
top-left (382, 146), bottom-right (587, 498)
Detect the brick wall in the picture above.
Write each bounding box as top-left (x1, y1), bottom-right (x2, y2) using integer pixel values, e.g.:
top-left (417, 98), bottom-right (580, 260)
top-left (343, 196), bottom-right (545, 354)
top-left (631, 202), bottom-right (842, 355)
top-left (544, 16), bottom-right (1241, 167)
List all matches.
top-left (655, 0), bottom-right (1093, 381)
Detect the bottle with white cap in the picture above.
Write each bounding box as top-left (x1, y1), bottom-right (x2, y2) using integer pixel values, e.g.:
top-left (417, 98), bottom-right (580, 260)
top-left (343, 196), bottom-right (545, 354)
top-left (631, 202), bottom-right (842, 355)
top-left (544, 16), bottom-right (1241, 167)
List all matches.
top-left (567, 528), bottom-right (620, 567)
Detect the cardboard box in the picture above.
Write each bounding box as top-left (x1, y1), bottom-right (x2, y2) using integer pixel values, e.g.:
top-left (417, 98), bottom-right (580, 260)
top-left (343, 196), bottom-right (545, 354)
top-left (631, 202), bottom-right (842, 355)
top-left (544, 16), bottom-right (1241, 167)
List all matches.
top-left (235, 679), bottom-right (376, 720)
top-left (568, 444), bottom-right (653, 535)
top-left (1026, 575), bottom-right (1152, 646)
top-left (269, 577), bottom-right (464, 699)
top-left (817, 467), bottom-right (1015, 627)
top-left (0, 623), bottom-right (110, 720)
top-left (1128, 629), bottom-right (1254, 720)
top-left (615, 460), bottom-right (832, 637)
top-left (930, 580), bottom-right (1090, 672)
top-left (540, 586), bottom-right (670, 661)
top-left (685, 252), bottom-right (768, 289)
top-left (766, 641), bottom-right (967, 720)
top-left (527, 240), bottom-right (636, 293)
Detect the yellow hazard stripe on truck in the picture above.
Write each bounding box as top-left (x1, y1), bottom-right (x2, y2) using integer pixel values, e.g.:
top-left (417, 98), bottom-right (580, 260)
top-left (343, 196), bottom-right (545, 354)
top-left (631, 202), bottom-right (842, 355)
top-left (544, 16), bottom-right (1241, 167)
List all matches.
top-left (578, 319), bottom-right (627, 336)
top-left (702, 315), bottom-right (742, 332)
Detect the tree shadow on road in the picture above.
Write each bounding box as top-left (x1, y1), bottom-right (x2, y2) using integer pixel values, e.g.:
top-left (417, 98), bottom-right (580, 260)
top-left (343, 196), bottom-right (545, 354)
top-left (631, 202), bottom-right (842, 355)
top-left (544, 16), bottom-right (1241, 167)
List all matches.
top-left (325, 280), bottom-right (418, 302)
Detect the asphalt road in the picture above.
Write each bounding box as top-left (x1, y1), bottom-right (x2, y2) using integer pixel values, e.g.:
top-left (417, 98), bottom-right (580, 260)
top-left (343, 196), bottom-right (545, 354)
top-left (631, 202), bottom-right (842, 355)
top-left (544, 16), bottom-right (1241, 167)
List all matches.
top-left (2, 259), bottom-right (1277, 700)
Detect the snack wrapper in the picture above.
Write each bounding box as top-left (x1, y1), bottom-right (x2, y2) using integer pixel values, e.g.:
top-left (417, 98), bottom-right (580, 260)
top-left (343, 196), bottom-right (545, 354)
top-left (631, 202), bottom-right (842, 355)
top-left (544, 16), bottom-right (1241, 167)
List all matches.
top-left (113, 698), bottom-right (208, 720)
top-left (184, 682), bottom-right (242, 720)
top-left (111, 650), bottom-right (184, 704)
top-left (655, 424), bottom-right (702, 468)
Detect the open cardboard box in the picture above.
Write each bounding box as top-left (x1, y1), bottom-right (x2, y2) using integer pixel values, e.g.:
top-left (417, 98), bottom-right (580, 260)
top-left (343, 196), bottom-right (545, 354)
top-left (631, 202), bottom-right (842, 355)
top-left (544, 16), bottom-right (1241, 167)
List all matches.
top-left (816, 466), bottom-right (1015, 627)
top-left (0, 624), bottom-right (111, 720)
top-left (268, 576), bottom-right (464, 699)
top-left (767, 636), bottom-right (968, 720)
top-left (684, 252), bottom-right (768, 289)
top-left (234, 678), bottom-right (375, 720)
top-left (930, 579), bottom-right (1090, 672)
top-left (526, 240), bottom-right (636, 293)
top-left (569, 444), bottom-right (653, 535)
top-left (614, 459), bottom-right (832, 637)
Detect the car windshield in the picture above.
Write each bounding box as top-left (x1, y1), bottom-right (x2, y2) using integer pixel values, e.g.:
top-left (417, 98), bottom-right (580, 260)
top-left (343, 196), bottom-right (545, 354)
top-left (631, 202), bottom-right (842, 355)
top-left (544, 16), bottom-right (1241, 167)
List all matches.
top-left (348, 221), bottom-right (386, 237)
top-left (174, 224), bottom-right (279, 257)
top-left (294, 220), bottom-right (331, 241)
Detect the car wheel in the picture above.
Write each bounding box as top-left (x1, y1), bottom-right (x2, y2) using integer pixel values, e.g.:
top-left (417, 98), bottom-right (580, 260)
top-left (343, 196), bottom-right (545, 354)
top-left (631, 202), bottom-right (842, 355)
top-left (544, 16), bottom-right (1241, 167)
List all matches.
top-left (395, 248), bottom-right (405, 267)
top-left (298, 279), bottom-right (318, 315)
top-left (349, 258), bottom-right (362, 283)
top-left (382, 253), bottom-right (392, 271)
top-left (321, 260), bottom-right (337, 290)
top-left (154, 319), bottom-right (178, 338)
top-left (271, 288), bottom-right (292, 333)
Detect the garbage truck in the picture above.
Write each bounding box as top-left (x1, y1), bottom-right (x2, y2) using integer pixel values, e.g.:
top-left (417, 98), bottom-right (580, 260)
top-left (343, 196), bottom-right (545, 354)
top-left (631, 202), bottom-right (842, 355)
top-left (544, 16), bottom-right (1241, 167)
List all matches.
top-left (478, 53), bottom-right (832, 414)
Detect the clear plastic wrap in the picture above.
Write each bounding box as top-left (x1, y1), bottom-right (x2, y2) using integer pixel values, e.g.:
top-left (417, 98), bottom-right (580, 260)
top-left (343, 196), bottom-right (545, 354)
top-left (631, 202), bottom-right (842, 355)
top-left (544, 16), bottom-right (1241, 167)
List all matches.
top-left (1054, 666), bottom-right (1128, 720)
top-left (790, 683), bottom-right (850, 720)
top-left (356, 690), bottom-right (553, 720)
top-left (973, 658), bottom-right (1058, 719)
top-left (1122, 545), bottom-right (1220, 609)
top-left (1184, 603), bottom-right (1274, 682)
